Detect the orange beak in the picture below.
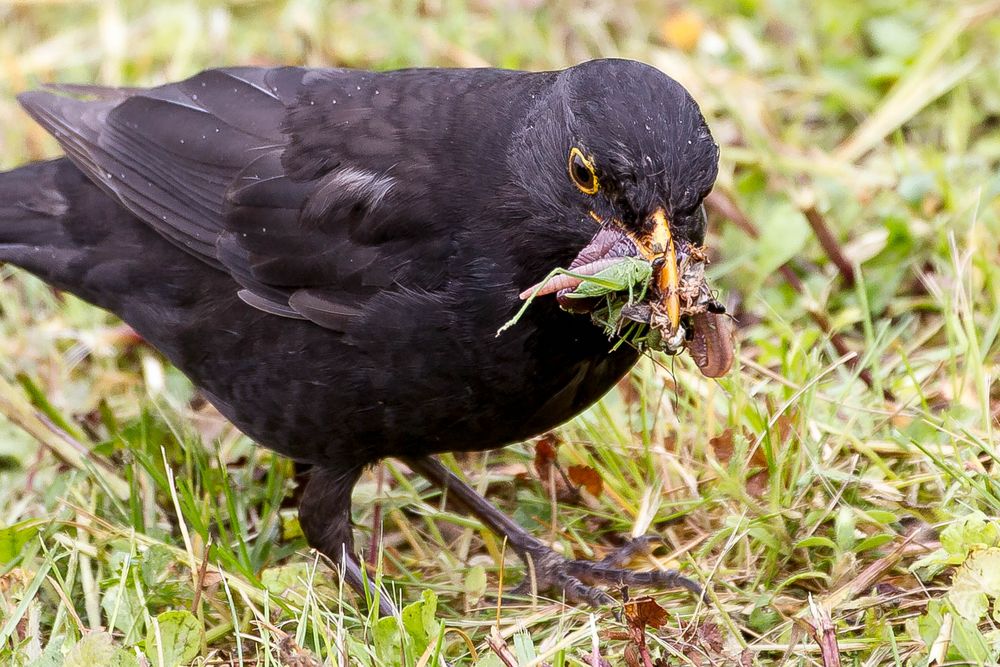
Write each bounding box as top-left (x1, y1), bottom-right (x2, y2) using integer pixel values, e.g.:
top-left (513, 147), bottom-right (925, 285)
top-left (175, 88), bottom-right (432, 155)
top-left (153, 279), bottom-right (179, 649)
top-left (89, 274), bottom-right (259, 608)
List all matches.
top-left (635, 208), bottom-right (681, 332)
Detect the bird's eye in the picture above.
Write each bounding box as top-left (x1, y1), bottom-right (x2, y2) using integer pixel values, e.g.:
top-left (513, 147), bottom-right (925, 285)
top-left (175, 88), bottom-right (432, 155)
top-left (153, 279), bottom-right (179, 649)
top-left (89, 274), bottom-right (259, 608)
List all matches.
top-left (568, 147), bottom-right (599, 195)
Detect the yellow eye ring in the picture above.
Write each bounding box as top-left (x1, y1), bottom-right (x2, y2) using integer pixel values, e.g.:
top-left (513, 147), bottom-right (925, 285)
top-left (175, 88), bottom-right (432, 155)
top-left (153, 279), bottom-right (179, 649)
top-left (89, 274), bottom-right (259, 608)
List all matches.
top-left (568, 147), bottom-right (599, 195)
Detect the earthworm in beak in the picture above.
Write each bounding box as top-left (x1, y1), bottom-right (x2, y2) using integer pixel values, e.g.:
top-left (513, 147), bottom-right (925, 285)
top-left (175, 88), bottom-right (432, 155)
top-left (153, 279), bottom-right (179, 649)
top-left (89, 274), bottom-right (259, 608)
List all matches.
top-left (688, 311), bottom-right (735, 378)
top-left (519, 256), bottom-right (630, 300)
top-left (519, 224), bottom-right (641, 300)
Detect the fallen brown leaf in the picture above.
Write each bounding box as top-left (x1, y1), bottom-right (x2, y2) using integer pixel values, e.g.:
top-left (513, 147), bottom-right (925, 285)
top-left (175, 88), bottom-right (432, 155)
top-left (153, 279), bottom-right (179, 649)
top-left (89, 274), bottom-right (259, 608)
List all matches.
top-left (624, 595), bottom-right (669, 630)
top-left (533, 434), bottom-right (559, 475)
top-left (568, 464), bottom-right (603, 498)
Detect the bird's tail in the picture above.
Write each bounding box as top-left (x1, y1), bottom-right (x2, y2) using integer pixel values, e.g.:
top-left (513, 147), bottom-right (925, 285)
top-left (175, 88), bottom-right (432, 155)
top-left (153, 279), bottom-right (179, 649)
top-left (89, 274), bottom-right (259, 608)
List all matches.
top-left (0, 158), bottom-right (112, 306)
top-left (1, 157), bottom-right (231, 327)
top-left (0, 159), bottom-right (74, 271)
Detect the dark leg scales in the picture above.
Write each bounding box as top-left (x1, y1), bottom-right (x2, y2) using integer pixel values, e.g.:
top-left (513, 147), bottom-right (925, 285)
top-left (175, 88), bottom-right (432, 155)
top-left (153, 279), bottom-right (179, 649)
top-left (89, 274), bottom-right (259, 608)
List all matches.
top-left (405, 456), bottom-right (702, 607)
top-left (506, 536), bottom-right (701, 606)
top-left (298, 466), bottom-right (399, 616)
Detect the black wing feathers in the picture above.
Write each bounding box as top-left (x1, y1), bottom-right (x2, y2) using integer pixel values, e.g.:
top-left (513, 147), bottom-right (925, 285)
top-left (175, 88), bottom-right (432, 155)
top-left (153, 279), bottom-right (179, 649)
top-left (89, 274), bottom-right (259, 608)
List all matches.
top-left (18, 66), bottom-right (520, 332)
top-left (19, 68), bottom-right (301, 264)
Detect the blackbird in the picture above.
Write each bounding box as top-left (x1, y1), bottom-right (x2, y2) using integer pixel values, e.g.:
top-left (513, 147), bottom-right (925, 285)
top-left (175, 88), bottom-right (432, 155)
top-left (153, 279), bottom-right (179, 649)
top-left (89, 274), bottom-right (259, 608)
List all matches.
top-left (0, 59), bottom-right (727, 613)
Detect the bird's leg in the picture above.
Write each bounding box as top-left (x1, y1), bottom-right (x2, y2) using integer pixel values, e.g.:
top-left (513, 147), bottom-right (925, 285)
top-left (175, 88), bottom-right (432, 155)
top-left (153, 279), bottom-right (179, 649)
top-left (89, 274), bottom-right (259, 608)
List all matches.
top-left (298, 466), bottom-right (398, 616)
top-left (403, 456), bottom-right (701, 607)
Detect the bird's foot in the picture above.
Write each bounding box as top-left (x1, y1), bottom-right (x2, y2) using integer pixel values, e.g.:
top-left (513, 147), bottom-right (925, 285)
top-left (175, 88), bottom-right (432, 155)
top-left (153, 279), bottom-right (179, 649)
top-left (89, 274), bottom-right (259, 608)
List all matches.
top-left (507, 535), bottom-right (702, 607)
top-left (403, 459), bottom-right (703, 609)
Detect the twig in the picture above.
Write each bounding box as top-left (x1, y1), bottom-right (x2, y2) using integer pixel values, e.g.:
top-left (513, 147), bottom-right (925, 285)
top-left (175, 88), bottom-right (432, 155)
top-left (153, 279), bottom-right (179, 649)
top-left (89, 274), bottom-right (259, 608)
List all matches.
top-left (485, 627), bottom-right (519, 667)
top-left (805, 596), bottom-right (843, 667)
top-left (191, 539), bottom-right (212, 614)
top-left (796, 188), bottom-right (856, 287)
top-left (368, 463), bottom-right (385, 566)
top-left (819, 529), bottom-right (933, 611)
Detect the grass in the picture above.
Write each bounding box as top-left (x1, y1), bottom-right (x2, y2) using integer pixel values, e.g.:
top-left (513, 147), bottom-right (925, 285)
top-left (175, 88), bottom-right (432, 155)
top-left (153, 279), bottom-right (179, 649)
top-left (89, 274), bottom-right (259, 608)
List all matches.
top-left (1, 0), bottom-right (999, 665)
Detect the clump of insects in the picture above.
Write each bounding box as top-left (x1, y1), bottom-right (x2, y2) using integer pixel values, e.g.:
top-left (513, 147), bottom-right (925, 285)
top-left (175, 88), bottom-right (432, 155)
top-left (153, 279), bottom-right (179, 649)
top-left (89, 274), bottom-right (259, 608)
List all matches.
top-left (498, 242), bottom-right (726, 357)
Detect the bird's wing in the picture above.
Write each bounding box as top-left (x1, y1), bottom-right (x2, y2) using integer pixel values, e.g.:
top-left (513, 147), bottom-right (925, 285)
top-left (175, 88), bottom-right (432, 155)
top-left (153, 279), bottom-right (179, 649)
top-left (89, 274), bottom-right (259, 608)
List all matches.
top-left (18, 67), bottom-right (482, 330)
top-left (19, 68), bottom-right (303, 265)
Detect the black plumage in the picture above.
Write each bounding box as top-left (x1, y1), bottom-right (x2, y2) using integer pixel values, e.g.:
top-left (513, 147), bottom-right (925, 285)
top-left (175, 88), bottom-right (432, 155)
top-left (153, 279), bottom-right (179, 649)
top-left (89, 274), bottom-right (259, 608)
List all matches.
top-left (1, 59), bottom-right (721, 611)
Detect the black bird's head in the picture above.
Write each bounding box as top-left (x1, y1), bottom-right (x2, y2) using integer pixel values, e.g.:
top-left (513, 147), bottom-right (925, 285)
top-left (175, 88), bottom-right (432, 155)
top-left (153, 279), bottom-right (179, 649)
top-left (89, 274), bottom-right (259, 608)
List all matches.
top-left (507, 59), bottom-right (727, 372)
top-left (554, 59), bottom-right (718, 243)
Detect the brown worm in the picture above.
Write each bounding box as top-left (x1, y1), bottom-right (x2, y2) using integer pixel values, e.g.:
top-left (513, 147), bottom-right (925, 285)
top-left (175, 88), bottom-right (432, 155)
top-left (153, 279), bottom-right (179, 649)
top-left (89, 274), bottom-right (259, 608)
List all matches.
top-left (688, 311), bottom-right (735, 378)
top-left (519, 257), bottom-right (627, 300)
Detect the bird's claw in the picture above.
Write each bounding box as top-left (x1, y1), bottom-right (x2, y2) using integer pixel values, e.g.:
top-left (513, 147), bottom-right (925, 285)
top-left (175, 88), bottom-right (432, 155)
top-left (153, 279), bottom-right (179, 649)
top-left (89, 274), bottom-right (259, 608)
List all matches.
top-left (501, 535), bottom-right (701, 607)
top-left (597, 534), bottom-right (668, 567)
